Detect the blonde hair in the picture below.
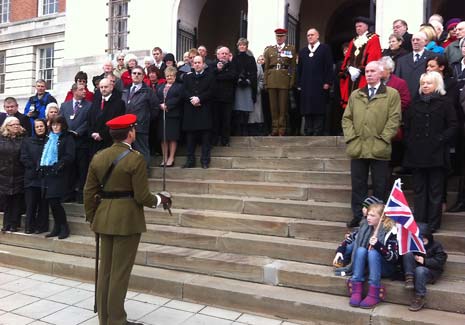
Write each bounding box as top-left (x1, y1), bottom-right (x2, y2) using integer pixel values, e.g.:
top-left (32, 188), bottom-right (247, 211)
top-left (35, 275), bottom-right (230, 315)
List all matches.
top-left (45, 102), bottom-right (60, 118)
top-left (0, 116), bottom-right (24, 137)
top-left (367, 203), bottom-right (395, 229)
top-left (419, 71), bottom-right (446, 95)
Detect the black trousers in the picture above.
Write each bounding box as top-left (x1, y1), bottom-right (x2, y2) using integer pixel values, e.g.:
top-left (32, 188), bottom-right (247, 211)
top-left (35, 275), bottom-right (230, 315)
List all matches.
top-left (231, 111), bottom-right (249, 136)
top-left (48, 198), bottom-right (67, 227)
top-left (186, 130), bottom-right (211, 165)
top-left (351, 159), bottom-right (389, 220)
top-left (2, 193), bottom-right (24, 228)
top-left (212, 101), bottom-right (233, 144)
top-left (25, 187), bottom-right (49, 232)
top-left (412, 167), bottom-right (444, 231)
top-left (304, 114), bottom-right (325, 136)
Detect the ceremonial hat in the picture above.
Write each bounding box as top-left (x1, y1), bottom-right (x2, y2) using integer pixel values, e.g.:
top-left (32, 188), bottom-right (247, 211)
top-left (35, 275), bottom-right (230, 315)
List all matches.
top-left (446, 18), bottom-right (461, 30)
top-left (354, 16), bottom-right (374, 26)
top-left (274, 28), bottom-right (288, 36)
top-left (106, 114), bottom-right (137, 130)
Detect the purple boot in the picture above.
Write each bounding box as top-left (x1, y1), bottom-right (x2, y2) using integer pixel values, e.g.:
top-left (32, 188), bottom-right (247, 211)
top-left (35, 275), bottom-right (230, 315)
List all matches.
top-left (347, 279), bottom-right (363, 307)
top-left (359, 284), bottom-right (386, 308)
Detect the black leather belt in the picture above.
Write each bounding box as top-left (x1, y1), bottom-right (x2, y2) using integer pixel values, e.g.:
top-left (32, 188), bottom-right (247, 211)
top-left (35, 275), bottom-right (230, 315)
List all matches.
top-left (100, 191), bottom-right (134, 199)
top-left (270, 64), bottom-right (289, 70)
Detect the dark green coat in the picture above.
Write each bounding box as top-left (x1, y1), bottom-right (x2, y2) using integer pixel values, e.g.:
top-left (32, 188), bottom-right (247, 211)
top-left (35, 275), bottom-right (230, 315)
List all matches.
top-left (84, 142), bottom-right (157, 235)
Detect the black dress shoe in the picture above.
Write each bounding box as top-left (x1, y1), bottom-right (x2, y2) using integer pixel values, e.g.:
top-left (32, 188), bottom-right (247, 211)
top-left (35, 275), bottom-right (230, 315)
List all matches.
top-left (25, 229), bottom-right (34, 234)
top-left (10, 227), bottom-right (18, 232)
top-left (1, 225), bottom-right (10, 232)
top-left (182, 162), bottom-right (195, 168)
top-left (447, 201), bottom-right (465, 213)
top-left (201, 163), bottom-right (209, 169)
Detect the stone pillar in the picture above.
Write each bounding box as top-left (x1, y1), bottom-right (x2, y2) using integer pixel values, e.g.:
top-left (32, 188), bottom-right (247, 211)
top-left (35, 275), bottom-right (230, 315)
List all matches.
top-left (248, 0), bottom-right (287, 58)
top-left (376, 0), bottom-right (425, 49)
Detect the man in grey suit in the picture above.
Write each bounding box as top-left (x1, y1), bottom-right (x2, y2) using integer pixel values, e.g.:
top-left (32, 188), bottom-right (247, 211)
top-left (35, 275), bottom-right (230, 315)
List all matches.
top-left (61, 83), bottom-right (92, 203)
top-left (445, 21), bottom-right (465, 66)
top-left (394, 32), bottom-right (433, 99)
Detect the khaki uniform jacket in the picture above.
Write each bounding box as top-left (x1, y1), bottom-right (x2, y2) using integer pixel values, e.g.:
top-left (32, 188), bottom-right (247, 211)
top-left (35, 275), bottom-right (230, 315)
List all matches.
top-left (264, 44), bottom-right (296, 89)
top-left (342, 84), bottom-right (401, 160)
top-left (84, 142), bottom-right (157, 235)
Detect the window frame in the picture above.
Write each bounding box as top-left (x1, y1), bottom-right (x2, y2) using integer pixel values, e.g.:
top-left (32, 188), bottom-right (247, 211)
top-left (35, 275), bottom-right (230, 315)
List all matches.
top-left (0, 0), bottom-right (10, 24)
top-left (0, 51), bottom-right (6, 94)
top-left (38, 0), bottom-right (59, 16)
top-left (36, 44), bottom-right (54, 90)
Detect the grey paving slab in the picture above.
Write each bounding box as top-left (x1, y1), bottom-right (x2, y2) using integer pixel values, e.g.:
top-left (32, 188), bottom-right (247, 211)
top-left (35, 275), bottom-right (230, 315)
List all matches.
top-left (124, 299), bottom-right (159, 320)
top-left (236, 313), bottom-right (283, 325)
top-left (0, 312), bottom-right (35, 325)
top-left (21, 282), bottom-right (69, 299)
top-left (51, 278), bottom-right (82, 287)
top-left (0, 273), bottom-right (19, 286)
top-left (48, 287), bottom-right (94, 305)
top-left (29, 321), bottom-right (51, 325)
top-left (5, 269), bottom-right (33, 277)
top-left (75, 283), bottom-right (94, 292)
top-left (28, 274), bottom-right (57, 282)
top-left (14, 299), bottom-right (67, 319)
top-left (181, 314), bottom-right (233, 325)
top-left (0, 267), bottom-right (11, 273)
top-left (0, 289), bottom-right (12, 299)
top-left (41, 305), bottom-right (95, 325)
top-left (0, 277), bottom-right (42, 292)
top-left (0, 292), bottom-right (40, 311)
top-left (165, 299), bottom-right (205, 313)
top-left (131, 293), bottom-right (170, 306)
top-left (199, 306), bottom-right (241, 321)
top-left (139, 307), bottom-right (193, 325)
top-left (73, 296), bottom-right (94, 311)
top-left (78, 316), bottom-right (99, 325)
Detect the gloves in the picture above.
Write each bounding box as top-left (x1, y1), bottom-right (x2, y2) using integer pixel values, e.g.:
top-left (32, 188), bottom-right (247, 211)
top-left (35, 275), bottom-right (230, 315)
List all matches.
top-left (238, 78), bottom-right (250, 88)
top-left (332, 252), bottom-right (344, 267)
top-left (157, 191), bottom-right (172, 212)
top-left (347, 66), bottom-right (361, 82)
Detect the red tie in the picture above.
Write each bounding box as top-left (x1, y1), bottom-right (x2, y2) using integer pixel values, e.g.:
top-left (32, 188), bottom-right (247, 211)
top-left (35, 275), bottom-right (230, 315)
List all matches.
top-left (100, 99), bottom-right (105, 110)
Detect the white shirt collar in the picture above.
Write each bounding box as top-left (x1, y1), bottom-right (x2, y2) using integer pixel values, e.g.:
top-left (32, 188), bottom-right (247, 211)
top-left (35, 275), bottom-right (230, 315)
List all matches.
top-left (102, 94), bottom-right (112, 101)
top-left (368, 82), bottom-right (381, 92)
top-left (308, 41), bottom-right (320, 52)
top-left (413, 50), bottom-right (424, 59)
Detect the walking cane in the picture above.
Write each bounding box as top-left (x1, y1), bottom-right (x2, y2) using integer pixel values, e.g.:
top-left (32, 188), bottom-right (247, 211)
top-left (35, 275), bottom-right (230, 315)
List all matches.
top-left (162, 104), bottom-right (172, 216)
top-left (93, 232), bottom-right (99, 313)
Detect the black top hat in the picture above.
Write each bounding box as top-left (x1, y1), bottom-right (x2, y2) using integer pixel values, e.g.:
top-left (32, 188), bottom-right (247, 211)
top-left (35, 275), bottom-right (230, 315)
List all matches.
top-left (354, 16), bottom-right (374, 26)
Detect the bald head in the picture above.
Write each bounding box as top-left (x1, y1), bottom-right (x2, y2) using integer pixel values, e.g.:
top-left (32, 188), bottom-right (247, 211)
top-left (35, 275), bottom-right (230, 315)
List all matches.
top-left (412, 32), bottom-right (428, 52)
top-left (456, 22), bottom-right (465, 39)
top-left (306, 28), bottom-right (320, 45)
top-left (99, 78), bottom-right (113, 97)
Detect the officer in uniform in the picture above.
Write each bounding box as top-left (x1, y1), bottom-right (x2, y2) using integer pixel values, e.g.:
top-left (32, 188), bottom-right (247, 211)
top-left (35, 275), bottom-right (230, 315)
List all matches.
top-left (263, 28), bottom-right (296, 136)
top-left (84, 114), bottom-right (172, 325)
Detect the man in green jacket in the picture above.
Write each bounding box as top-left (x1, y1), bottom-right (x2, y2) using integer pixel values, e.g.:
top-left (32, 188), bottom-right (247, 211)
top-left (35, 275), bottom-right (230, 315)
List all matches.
top-left (84, 114), bottom-right (171, 325)
top-left (342, 61), bottom-right (401, 227)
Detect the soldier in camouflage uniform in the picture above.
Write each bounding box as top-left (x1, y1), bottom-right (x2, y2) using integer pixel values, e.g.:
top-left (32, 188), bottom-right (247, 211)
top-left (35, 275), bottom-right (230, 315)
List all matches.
top-left (264, 28), bottom-right (296, 136)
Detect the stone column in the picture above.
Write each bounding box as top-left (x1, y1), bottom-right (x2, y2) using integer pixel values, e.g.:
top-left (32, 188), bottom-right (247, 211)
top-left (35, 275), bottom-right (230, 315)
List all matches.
top-left (376, 0), bottom-right (425, 48)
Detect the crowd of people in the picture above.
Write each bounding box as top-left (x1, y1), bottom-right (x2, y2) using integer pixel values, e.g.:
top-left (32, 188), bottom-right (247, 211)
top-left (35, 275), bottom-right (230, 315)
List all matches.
top-left (0, 12), bottom-right (464, 315)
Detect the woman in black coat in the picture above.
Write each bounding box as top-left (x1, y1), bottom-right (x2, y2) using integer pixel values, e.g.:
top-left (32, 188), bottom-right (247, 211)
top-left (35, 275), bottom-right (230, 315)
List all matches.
top-left (403, 71), bottom-right (457, 232)
top-left (0, 116), bottom-right (26, 232)
top-left (157, 66), bottom-right (183, 167)
top-left (182, 55), bottom-right (214, 169)
top-left (39, 115), bottom-right (75, 239)
top-left (20, 118), bottom-right (49, 234)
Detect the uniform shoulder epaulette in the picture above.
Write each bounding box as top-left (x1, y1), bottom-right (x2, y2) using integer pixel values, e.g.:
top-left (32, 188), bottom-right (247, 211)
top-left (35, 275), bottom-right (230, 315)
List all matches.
top-left (264, 45), bottom-right (273, 51)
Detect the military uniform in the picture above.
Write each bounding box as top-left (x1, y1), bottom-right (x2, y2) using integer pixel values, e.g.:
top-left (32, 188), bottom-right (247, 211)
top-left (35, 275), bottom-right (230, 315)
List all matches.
top-left (264, 31), bottom-right (296, 135)
top-left (84, 115), bottom-right (160, 325)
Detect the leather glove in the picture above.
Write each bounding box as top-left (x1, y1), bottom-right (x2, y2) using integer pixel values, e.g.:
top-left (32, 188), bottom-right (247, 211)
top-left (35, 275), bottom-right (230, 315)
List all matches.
top-left (157, 191), bottom-right (172, 213)
top-left (347, 66), bottom-right (361, 82)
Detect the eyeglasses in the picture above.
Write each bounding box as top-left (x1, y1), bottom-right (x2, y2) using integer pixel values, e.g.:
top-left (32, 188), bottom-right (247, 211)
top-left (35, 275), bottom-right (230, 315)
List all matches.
top-left (117, 58), bottom-right (124, 61)
top-left (132, 72), bottom-right (143, 75)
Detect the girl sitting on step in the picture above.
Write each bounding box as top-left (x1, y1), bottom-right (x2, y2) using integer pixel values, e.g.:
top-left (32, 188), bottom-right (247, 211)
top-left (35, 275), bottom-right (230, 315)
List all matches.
top-left (336, 203), bottom-right (399, 308)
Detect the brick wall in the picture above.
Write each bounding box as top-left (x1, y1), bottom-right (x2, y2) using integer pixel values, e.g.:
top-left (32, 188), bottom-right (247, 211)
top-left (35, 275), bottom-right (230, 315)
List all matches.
top-left (9, 0), bottom-right (66, 22)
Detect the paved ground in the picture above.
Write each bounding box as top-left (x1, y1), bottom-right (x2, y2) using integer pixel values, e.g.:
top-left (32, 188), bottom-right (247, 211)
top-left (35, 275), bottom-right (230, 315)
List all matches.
top-left (0, 265), bottom-right (300, 325)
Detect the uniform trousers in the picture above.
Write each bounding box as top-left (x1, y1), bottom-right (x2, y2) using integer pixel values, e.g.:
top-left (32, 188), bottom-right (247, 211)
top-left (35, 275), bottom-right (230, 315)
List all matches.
top-left (133, 133), bottom-right (150, 168)
top-left (268, 88), bottom-right (288, 134)
top-left (351, 159), bottom-right (389, 220)
top-left (98, 233), bottom-right (140, 325)
top-left (412, 167), bottom-right (444, 231)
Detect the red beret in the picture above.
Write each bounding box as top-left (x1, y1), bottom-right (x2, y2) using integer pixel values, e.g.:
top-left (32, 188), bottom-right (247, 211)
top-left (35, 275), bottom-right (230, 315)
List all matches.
top-left (274, 28), bottom-right (288, 35)
top-left (106, 114), bottom-right (137, 130)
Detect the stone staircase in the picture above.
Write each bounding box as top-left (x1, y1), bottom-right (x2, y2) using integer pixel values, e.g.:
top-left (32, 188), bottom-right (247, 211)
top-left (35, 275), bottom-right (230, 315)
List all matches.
top-left (1, 136), bottom-right (465, 324)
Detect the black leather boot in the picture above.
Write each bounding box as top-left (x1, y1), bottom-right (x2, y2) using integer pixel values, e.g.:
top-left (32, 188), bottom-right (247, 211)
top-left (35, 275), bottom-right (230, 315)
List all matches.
top-left (45, 224), bottom-right (60, 238)
top-left (58, 223), bottom-right (70, 239)
top-left (448, 177), bottom-right (465, 212)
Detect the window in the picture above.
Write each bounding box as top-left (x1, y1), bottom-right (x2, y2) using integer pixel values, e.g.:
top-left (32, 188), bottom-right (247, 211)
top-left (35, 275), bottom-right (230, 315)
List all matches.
top-left (0, 51), bottom-right (5, 94)
top-left (0, 0), bottom-right (10, 23)
top-left (37, 45), bottom-right (54, 89)
top-left (107, 0), bottom-right (129, 54)
top-left (41, 0), bottom-right (58, 16)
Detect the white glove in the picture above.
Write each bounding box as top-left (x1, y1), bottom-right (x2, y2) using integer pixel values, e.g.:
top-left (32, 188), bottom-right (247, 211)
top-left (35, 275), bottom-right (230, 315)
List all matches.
top-left (348, 66), bottom-right (361, 82)
top-left (332, 252), bottom-right (344, 266)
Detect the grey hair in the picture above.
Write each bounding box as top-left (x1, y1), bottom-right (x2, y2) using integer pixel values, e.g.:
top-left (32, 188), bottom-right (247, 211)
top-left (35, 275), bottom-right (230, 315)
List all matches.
top-left (419, 71), bottom-right (446, 95)
top-left (366, 60), bottom-right (384, 72)
top-left (379, 56), bottom-right (395, 72)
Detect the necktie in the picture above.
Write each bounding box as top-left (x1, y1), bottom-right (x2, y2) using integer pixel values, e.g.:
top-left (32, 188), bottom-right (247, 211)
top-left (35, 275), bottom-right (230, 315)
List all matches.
top-left (369, 87), bottom-right (375, 99)
top-left (128, 86), bottom-right (136, 103)
top-left (414, 53), bottom-right (420, 63)
top-left (73, 101), bottom-right (80, 115)
top-left (100, 98), bottom-right (105, 110)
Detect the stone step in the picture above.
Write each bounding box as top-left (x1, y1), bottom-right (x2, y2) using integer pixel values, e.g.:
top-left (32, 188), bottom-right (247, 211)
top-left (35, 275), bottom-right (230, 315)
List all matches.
top-left (153, 156), bottom-right (351, 172)
top-left (150, 167), bottom-right (352, 185)
top-left (4, 245), bottom-right (465, 325)
top-left (176, 145), bottom-right (349, 159)
top-left (228, 136), bottom-right (346, 148)
top-left (0, 238), bottom-right (464, 317)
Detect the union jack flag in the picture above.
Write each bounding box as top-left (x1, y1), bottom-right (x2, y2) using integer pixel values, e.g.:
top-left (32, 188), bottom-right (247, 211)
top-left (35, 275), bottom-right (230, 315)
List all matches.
top-left (383, 179), bottom-right (426, 255)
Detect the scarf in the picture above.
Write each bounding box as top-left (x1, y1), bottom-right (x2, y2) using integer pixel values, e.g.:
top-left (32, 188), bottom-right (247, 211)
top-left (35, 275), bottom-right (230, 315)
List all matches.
top-left (335, 219), bottom-right (389, 276)
top-left (40, 132), bottom-right (60, 166)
